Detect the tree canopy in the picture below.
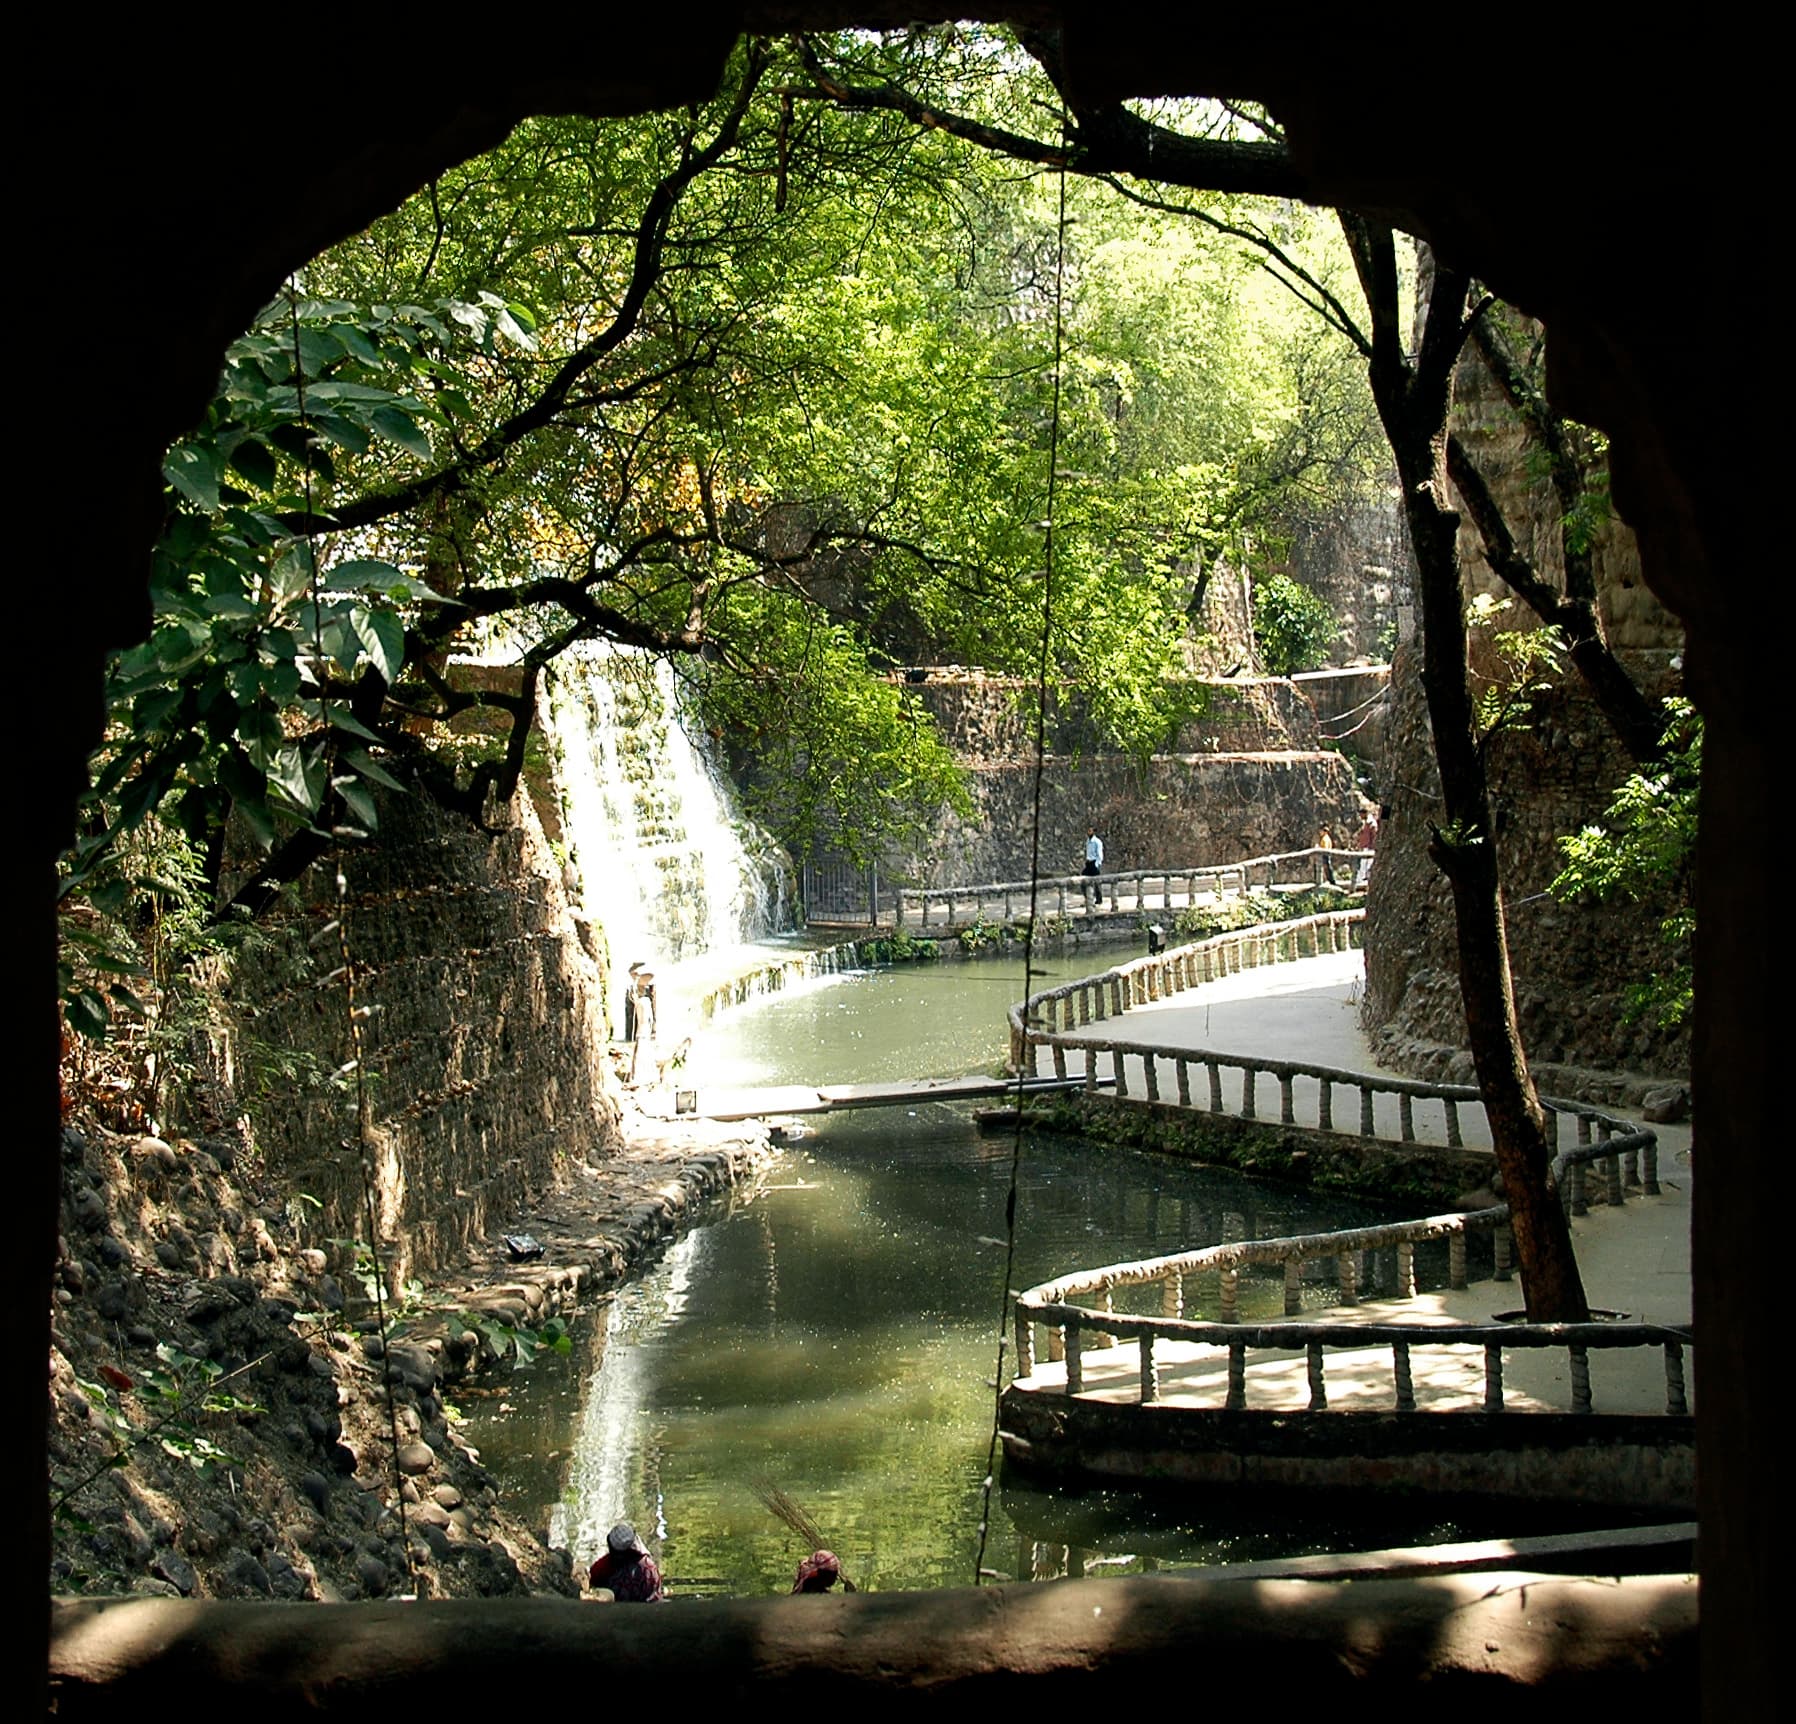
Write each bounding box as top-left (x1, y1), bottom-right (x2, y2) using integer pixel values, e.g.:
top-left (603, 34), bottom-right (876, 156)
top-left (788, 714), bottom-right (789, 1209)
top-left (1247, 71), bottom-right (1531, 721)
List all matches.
top-left (67, 29), bottom-right (1384, 949)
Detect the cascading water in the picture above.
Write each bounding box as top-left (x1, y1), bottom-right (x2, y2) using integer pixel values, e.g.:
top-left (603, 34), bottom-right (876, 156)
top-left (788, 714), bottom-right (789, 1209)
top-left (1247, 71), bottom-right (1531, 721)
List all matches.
top-left (542, 645), bottom-right (821, 1027)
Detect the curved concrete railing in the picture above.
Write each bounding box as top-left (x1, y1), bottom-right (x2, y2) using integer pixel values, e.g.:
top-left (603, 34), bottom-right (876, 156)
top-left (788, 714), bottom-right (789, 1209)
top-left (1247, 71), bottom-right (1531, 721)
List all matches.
top-left (1007, 907), bottom-right (1366, 1073)
top-left (1005, 909), bottom-right (1661, 1211)
top-left (1005, 913), bottom-right (1682, 1416)
top-left (901, 846), bottom-right (1369, 929)
top-left (1013, 1123), bottom-right (1677, 1417)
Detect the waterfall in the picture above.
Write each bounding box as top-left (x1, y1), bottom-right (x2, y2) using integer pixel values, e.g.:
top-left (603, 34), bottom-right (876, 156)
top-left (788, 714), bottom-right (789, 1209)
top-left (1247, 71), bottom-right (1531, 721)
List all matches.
top-left (540, 645), bottom-right (795, 1024)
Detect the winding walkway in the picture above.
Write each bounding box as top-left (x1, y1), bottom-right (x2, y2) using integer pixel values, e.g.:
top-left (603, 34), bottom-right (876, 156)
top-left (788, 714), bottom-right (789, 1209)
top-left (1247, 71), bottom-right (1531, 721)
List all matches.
top-left (1008, 925), bottom-right (1693, 1422)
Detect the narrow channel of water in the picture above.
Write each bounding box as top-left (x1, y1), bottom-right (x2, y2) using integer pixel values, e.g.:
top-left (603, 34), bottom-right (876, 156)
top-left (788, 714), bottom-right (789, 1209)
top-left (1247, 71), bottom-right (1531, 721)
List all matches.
top-left (463, 951), bottom-right (1602, 1595)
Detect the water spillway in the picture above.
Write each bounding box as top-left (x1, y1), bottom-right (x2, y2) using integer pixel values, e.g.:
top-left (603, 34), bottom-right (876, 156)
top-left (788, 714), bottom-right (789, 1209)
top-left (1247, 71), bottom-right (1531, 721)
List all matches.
top-left (541, 644), bottom-right (795, 1025)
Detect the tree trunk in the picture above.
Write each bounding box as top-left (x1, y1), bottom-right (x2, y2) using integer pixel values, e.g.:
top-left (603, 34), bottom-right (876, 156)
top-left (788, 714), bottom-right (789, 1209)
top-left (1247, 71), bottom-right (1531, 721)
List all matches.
top-left (1353, 224), bottom-right (1589, 1321)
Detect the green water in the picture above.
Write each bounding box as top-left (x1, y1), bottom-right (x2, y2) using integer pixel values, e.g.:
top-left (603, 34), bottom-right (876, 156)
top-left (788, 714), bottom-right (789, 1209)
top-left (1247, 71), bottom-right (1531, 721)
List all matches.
top-left (461, 953), bottom-right (1557, 1594)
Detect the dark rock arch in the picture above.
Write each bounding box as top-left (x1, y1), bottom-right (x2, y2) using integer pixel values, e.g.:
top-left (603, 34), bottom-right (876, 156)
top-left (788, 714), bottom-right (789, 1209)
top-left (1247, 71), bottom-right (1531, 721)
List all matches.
top-left (24, 16), bottom-right (1762, 1713)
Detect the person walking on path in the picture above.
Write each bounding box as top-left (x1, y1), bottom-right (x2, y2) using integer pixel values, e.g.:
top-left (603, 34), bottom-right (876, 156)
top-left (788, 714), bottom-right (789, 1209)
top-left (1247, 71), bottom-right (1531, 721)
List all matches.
top-left (1353, 809), bottom-right (1380, 888)
top-left (1083, 829), bottom-right (1106, 911)
top-left (627, 965), bottom-right (659, 1086)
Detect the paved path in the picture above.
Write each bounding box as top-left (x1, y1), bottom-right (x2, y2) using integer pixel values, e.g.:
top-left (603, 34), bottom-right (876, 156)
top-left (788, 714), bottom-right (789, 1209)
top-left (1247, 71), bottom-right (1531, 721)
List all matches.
top-left (1020, 949), bottom-right (1695, 1413)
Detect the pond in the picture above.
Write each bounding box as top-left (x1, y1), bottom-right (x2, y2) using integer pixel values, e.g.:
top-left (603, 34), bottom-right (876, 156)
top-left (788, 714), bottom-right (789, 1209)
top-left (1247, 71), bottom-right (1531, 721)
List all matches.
top-left (461, 951), bottom-right (1599, 1595)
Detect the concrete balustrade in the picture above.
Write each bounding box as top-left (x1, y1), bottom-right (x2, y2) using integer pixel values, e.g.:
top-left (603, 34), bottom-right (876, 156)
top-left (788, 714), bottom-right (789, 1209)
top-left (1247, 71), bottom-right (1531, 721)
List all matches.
top-left (900, 847), bottom-right (1368, 929)
top-left (1014, 1304), bottom-right (1694, 1419)
top-left (1004, 907), bottom-right (1660, 1220)
top-left (1010, 1115), bottom-right (1662, 1384)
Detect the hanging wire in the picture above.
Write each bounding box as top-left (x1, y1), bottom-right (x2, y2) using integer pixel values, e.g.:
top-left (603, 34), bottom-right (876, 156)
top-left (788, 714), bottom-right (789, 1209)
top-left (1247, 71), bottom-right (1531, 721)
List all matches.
top-left (973, 143), bottom-right (1070, 1588)
top-left (288, 286), bottom-right (418, 1592)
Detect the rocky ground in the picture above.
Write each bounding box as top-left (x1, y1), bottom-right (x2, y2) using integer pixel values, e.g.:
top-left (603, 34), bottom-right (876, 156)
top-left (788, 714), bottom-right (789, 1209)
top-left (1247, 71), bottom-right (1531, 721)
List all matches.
top-left (48, 1109), bottom-right (776, 1602)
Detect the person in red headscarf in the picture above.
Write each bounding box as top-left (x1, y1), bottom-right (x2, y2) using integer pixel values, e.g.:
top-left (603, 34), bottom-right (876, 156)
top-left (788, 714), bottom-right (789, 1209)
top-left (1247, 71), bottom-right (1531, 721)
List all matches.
top-left (791, 1549), bottom-right (842, 1593)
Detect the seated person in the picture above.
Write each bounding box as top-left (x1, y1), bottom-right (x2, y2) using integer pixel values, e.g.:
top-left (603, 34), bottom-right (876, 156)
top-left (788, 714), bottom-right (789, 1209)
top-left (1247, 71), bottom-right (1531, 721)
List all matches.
top-left (589, 1522), bottom-right (666, 1602)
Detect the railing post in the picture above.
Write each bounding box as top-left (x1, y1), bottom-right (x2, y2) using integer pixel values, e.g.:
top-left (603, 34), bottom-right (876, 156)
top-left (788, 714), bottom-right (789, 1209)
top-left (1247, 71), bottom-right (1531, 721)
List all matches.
top-left (1359, 1086), bottom-right (1375, 1136)
top-left (1207, 1061), bottom-right (1224, 1112)
top-left (1279, 1073), bottom-right (1295, 1124)
top-left (1047, 1322), bottom-right (1065, 1364)
top-left (1449, 1232), bottom-right (1468, 1290)
top-left (1664, 1342), bottom-right (1689, 1415)
top-left (1494, 1226), bottom-right (1513, 1282)
top-left (1097, 1289), bottom-right (1116, 1348)
top-left (1014, 1309), bottom-right (1034, 1380)
top-left (1219, 1267), bottom-right (1239, 1324)
top-left (1337, 1251), bottom-right (1359, 1305)
top-left (1085, 1046), bottom-right (1099, 1092)
top-left (1569, 1159), bottom-right (1588, 1217)
top-left (1396, 1241), bottom-right (1416, 1299)
top-left (1176, 1057), bottom-right (1191, 1107)
top-left (1399, 1093), bottom-right (1414, 1142)
top-left (1052, 1042), bottom-right (1067, 1080)
top-left (1240, 1066), bottom-right (1257, 1119)
top-left (1393, 1341), bottom-right (1415, 1411)
top-left (1569, 1345), bottom-right (1592, 1414)
top-left (1444, 1100), bottom-right (1462, 1148)
top-left (1643, 1137), bottom-right (1661, 1196)
top-left (1113, 1048), bottom-right (1129, 1099)
top-left (1057, 883), bottom-right (1067, 918)
top-left (1139, 1334), bottom-right (1158, 1403)
top-left (1226, 1339), bottom-right (1247, 1410)
top-left (1064, 1319), bottom-right (1083, 1394)
top-left (1143, 1053), bottom-right (1160, 1102)
top-left (1284, 1258), bottom-right (1302, 1316)
top-left (1318, 1080), bottom-right (1333, 1131)
top-left (1161, 1271), bottom-right (1184, 1319)
top-left (1307, 1344), bottom-right (1328, 1411)
top-left (1484, 1344), bottom-right (1505, 1412)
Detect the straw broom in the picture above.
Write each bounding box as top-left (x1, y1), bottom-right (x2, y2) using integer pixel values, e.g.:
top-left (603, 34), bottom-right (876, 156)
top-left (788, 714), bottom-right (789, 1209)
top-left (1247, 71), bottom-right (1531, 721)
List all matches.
top-left (752, 1479), bottom-right (858, 1592)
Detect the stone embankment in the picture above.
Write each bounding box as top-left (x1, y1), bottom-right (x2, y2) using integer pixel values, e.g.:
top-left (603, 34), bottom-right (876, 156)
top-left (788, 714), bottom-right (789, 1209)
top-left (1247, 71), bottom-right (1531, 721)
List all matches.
top-left (49, 1103), bottom-right (776, 1605)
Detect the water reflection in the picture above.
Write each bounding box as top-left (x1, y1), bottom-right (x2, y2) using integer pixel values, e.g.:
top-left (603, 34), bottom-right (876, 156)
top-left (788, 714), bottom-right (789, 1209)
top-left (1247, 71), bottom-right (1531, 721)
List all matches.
top-left (465, 954), bottom-right (1532, 1594)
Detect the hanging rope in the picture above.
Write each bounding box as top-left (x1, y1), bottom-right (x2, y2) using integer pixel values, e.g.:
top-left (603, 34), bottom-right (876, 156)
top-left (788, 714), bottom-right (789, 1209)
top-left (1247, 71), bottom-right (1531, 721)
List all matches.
top-left (288, 286), bottom-right (418, 1593)
top-left (974, 143), bottom-right (1071, 1587)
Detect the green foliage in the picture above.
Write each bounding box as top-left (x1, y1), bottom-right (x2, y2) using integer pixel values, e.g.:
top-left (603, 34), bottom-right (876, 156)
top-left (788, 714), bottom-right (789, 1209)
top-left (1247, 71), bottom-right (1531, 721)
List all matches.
top-left (1172, 889), bottom-right (1286, 938)
top-left (857, 930), bottom-right (942, 964)
top-left (57, 818), bottom-right (241, 1128)
top-left (1550, 699), bottom-right (1699, 1026)
top-left (81, 297), bottom-right (473, 898)
top-left (459, 1313), bottom-right (575, 1371)
top-left (80, 35), bottom-right (1389, 912)
top-left (695, 604), bottom-right (972, 869)
top-left (1251, 570), bottom-right (1339, 674)
top-left (1467, 593), bottom-right (1565, 739)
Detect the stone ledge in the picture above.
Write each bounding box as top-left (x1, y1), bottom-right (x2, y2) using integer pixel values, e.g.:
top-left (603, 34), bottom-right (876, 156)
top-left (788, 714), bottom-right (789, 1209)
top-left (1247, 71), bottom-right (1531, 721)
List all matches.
top-left (48, 1572), bottom-right (1698, 1713)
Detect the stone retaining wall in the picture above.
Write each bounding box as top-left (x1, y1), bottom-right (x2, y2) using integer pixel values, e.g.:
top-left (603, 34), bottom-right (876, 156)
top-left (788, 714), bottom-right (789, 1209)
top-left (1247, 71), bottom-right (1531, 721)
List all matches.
top-left (1001, 1392), bottom-right (1695, 1510)
top-left (221, 778), bottom-right (620, 1287)
top-left (1363, 642), bottom-right (1688, 1085)
top-left (924, 751), bottom-right (1369, 889)
top-left (1018, 1093), bottom-right (1494, 1208)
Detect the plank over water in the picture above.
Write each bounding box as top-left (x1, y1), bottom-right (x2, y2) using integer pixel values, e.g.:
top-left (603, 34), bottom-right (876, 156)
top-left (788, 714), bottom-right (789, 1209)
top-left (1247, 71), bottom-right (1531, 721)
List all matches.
top-left (645, 1073), bottom-right (1101, 1121)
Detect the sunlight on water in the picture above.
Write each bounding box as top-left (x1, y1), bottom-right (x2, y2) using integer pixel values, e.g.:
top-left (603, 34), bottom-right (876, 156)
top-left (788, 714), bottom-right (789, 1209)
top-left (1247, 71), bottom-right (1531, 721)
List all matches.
top-left (466, 956), bottom-right (1600, 1596)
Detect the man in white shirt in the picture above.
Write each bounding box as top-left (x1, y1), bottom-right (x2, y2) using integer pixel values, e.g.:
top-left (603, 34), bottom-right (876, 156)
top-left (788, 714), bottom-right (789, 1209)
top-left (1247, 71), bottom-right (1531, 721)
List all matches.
top-left (1083, 829), bottom-right (1105, 910)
